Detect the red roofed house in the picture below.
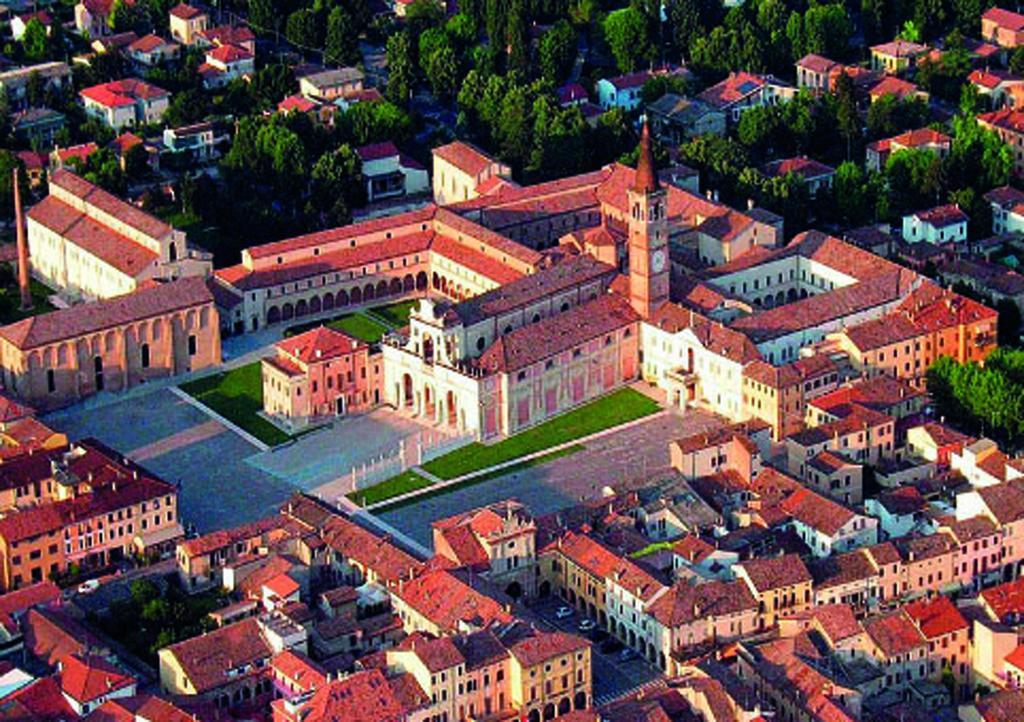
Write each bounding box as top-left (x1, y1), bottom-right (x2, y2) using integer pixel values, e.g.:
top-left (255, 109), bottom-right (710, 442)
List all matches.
top-left (388, 567), bottom-right (513, 636)
top-left (168, 3), bottom-right (209, 45)
top-left (779, 486), bottom-right (878, 557)
top-left (968, 68), bottom-right (1024, 108)
top-left (734, 554), bottom-right (813, 629)
top-left (870, 40), bottom-right (930, 74)
top-left (75, 0), bottom-right (115, 38)
top-left (27, 169), bottom-right (212, 301)
top-left (904, 595), bottom-right (970, 699)
top-left (198, 43), bottom-right (255, 88)
top-left (80, 78), bottom-right (170, 130)
top-left (432, 500), bottom-right (537, 599)
top-left (358, 141), bottom-right (429, 203)
top-left (862, 610), bottom-right (929, 692)
top-left (697, 71), bottom-right (794, 123)
top-left (869, 75), bottom-right (927, 103)
top-left (760, 156), bottom-right (835, 198)
top-left (979, 108), bottom-right (1024, 177)
top-left (902, 204), bottom-right (968, 245)
top-left (262, 326), bottom-right (383, 429)
top-left (199, 25), bottom-right (256, 54)
top-left (59, 653), bottom-right (136, 715)
top-left (983, 6), bottom-right (1024, 48)
top-left (126, 34), bottom-right (181, 67)
top-left (795, 54), bottom-right (838, 93)
top-left (431, 140), bottom-right (513, 205)
top-left (865, 128), bottom-right (951, 172)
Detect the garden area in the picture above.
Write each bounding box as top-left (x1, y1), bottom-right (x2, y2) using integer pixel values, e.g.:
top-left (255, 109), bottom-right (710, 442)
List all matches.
top-left (284, 311), bottom-right (390, 344)
top-left (367, 299), bottom-right (419, 328)
top-left (179, 362), bottom-right (291, 446)
top-left (420, 388), bottom-right (659, 480)
top-left (92, 578), bottom-right (227, 665)
top-left (0, 261), bottom-right (55, 324)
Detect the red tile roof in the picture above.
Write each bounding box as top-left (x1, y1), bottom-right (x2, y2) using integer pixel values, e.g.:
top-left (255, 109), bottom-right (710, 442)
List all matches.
top-left (432, 141), bottom-right (498, 177)
top-left (200, 25), bottom-right (255, 46)
top-left (979, 107), bottom-right (1024, 134)
top-left (503, 628), bottom-right (588, 667)
top-left (208, 43), bottom-right (252, 63)
top-left (276, 326), bottom-right (362, 364)
top-left (288, 669), bottom-right (409, 722)
top-left (780, 487), bottom-right (856, 537)
top-left (391, 569), bottom-right (511, 632)
top-left (475, 293), bottom-right (638, 374)
top-left (263, 572), bottom-right (299, 599)
top-left (3, 676), bottom-right (75, 721)
top-left (162, 617), bottom-right (272, 694)
top-left (982, 577), bottom-right (1024, 621)
top-left (647, 579), bottom-right (756, 627)
top-left (983, 6), bottom-right (1024, 31)
top-left (698, 72), bottom-right (769, 108)
top-left (904, 595), bottom-right (967, 639)
top-left (912, 203), bottom-right (968, 228)
top-left (863, 610), bottom-right (926, 657)
top-left (810, 604), bottom-right (861, 643)
top-left (357, 141), bottom-right (400, 162)
top-left (321, 516), bottom-right (423, 585)
top-left (871, 40), bottom-right (929, 57)
top-left (178, 515), bottom-right (288, 558)
top-left (761, 156), bottom-right (835, 180)
top-left (49, 169), bottom-right (172, 239)
top-left (169, 3), bottom-right (204, 19)
top-left (83, 694), bottom-right (195, 722)
top-left (81, 78), bottom-right (169, 107)
top-left (127, 33), bottom-right (173, 53)
top-left (271, 649), bottom-right (327, 693)
top-left (649, 304), bottom-right (761, 364)
top-left (0, 276), bottom-right (212, 351)
top-left (797, 54), bottom-right (838, 74)
top-left (397, 633), bottom-right (465, 672)
top-left (278, 94), bottom-right (317, 113)
top-left (737, 553), bottom-right (811, 592)
top-left (0, 581), bottom-right (60, 633)
top-left (60, 654), bottom-right (135, 704)
top-left (869, 76), bottom-right (920, 100)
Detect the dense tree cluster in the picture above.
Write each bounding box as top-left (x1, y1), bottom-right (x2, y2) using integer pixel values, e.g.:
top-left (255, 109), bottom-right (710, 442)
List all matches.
top-left (927, 349), bottom-right (1024, 444)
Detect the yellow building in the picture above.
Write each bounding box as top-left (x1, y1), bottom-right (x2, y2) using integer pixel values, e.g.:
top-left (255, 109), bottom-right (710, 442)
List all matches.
top-left (506, 629), bottom-right (591, 722)
top-left (734, 554), bottom-right (813, 630)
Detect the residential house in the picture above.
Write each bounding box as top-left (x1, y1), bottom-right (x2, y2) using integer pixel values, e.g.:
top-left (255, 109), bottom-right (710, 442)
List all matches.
top-left (59, 654), bottom-right (136, 716)
top-left (298, 68), bottom-right (364, 103)
top-left (734, 553), bottom-right (813, 629)
top-left (902, 204), bottom-right (968, 244)
top-left (779, 487), bottom-right (879, 558)
top-left (979, 109), bottom-right (1024, 178)
top-left (389, 568), bottom-right (512, 636)
top-left (0, 62), bottom-right (71, 111)
top-left (80, 79), bottom-right (170, 130)
top-left (647, 94), bottom-right (726, 142)
top-left (869, 75), bottom-right (927, 103)
top-left (870, 40), bottom-right (930, 74)
top-left (865, 128), bottom-right (951, 173)
top-left (596, 71), bottom-right (651, 111)
top-left (431, 140), bottom-right (512, 205)
top-left (940, 515), bottom-right (1003, 590)
top-left (982, 7), bottom-right (1024, 49)
top-left (895, 534), bottom-right (957, 597)
top-left (75, 0), bottom-right (114, 38)
top-left (866, 487), bottom-right (929, 540)
top-left (760, 157), bottom-right (835, 198)
top-left (357, 141), bottom-right (429, 203)
top-left (984, 185), bottom-right (1024, 234)
top-left (862, 610), bottom-right (929, 693)
top-left (956, 481), bottom-right (1024, 579)
top-left (904, 595), bottom-right (971, 698)
top-left (697, 72), bottom-right (793, 123)
top-left (162, 121), bottom-right (228, 162)
top-left (197, 44), bottom-right (254, 88)
top-left (795, 53), bottom-right (838, 93)
top-left (906, 422), bottom-right (973, 467)
top-left (197, 25), bottom-right (256, 54)
top-left (126, 34), bottom-right (180, 67)
top-left (168, 3), bottom-right (208, 45)
top-left (969, 68), bottom-right (1024, 108)
top-left (11, 108), bottom-right (64, 148)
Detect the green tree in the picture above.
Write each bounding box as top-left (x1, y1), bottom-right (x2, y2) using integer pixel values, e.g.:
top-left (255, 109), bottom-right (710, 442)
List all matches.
top-left (913, 0), bottom-right (947, 40)
top-left (385, 31), bottom-right (416, 105)
top-left (250, 64), bottom-right (295, 108)
top-left (835, 71), bottom-right (860, 160)
top-left (423, 42), bottom-right (460, 100)
top-left (737, 104), bottom-right (781, 156)
top-left (506, 0), bottom-right (530, 75)
top-left (997, 299), bottom-right (1022, 346)
top-left (603, 7), bottom-right (651, 73)
top-left (802, 4), bottom-right (852, 59)
top-left (1013, 47), bottom-right (1024, 77)
top-left (886, 147), bottom-right (944, 215)
top-left (285, 8), bottom-right (323, 51)
top-left (539, 19), bottom-right (575, 85)
top-left (248, 0), bottom-right (278, 33)
top-left (665, 0), bottom-right (702, 59)
top-left (108, 0), bottom-right (145, 33)
top-left (0, 151), bottom-right (26, 222)
top-left (21, 18), bottom-right (49, 61)
top-left (345, 100), bottom-right (414, 145)
top-left (311, 145), bottom-right (364, 226)
top-left (325, 7), bottom-right (361, 66)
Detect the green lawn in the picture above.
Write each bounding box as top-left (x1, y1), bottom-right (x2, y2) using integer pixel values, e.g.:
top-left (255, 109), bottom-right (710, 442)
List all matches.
top-left (347, 469), bottom-right (432, 506)
top-left (369, 299), bottom-right (419, 328)
top-left (630, 541), bottom-right (675, 559)
top-left (0, 260), bottom-right (56, 324)
top-left (421, 388), bottom-right (659, 480)
top-left (284, 313), bottom-right (389, 343)
top-left (377, 445), bottom-right (585, 512)
top-left (179, 362), bottom-right (291, 446)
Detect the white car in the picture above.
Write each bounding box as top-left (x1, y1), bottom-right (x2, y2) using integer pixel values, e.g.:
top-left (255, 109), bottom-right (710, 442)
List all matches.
top-left (77, 579), bottom-right (100, 595)
top-left (555, 606), bottom-right (573, 619)
top-left (578, 618), bottom-right (597, 632)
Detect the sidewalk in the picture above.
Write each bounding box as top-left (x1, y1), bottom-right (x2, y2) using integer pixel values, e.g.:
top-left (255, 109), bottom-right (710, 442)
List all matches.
top-left (363, 408), bottom-right (671, 512)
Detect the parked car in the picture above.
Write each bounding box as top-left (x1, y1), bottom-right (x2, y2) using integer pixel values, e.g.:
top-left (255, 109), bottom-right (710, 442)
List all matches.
top-left (77, 579), bottom-right (100, 595)
top-left (619, 648), bottom-right (638, 662)
top-left (555, 606), bottom-right (574, 619)
top-left (577, 618), bottom-right (597, 632)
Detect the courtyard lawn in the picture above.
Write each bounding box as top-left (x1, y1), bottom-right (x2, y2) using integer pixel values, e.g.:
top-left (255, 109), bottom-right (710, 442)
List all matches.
top-left (368, 299), bottom-right (419, 328)
top-left (421, 388), bottom-right (660, 480)
top-left (284, 312), bottom-right (389, 344)
top-left (347, 469), bottom-right (432, 506)
top-left (179, 362), bottom-right (291, 446)
top-left (0, 258), bottom-right (55, 324)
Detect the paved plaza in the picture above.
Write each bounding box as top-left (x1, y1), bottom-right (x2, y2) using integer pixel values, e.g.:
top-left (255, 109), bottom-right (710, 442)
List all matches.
top-left (378, 409), bottom-right (726, 546)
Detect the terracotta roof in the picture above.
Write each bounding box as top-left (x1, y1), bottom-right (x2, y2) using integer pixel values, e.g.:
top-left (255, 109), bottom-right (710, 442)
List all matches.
top-left (1, 676), bottom-right (75, 721)
top-left (0, 276), bottom-right (211, 350)
top-left (797, 54), bottom-right (838, 74)
top-left (398, 633), bottom-right (464, 672)
top-left (633, 120), bottom-right (659, 194)
top-left (809, 550), bottom-right (876, 590)
top-left (60, 654), bottom-right (134, 704)
top-left (869, 75), bottom-right (920, 99)
top-left (503, 628), bottom-right (588, 667)
top-left (982, 577), bottom-right (1024, 621)
top-left (698, 72), bottom-right (769, 108)
top-left (810, 604), bottom-right (861, 643)
top-left (0, 581), bottom-right (59, 633)
top-left (263, 572), bottom-right (299, 599)
top-left (761, 156), bottom-right (835, 180)
top-left (80, 78), bottom-right (169, 107)
top-left (942, 515), bottom-right (998, 544)
top-left (391, 568), bottom-right (511, 632)
top-left (200, 25), bottom-right (255, 46)
top-left (83, 694), bottom-right (195, 722)
top-left (649, 304), bottom-right (761, 364)
top-left (27, 195), bottom-right (159, 277)
top-left (904, 595), bottom-right (967, 639)
top-left (979, 108), bottom-right (1024, 134)
top-left (451, 253), bottom-right (614, 326)
top-left (911, 203), bottom-right (968, 228)
top-left (983, 6), bottom-right (1024, 31)
top-left (647, 579), bottom-right (756, 627)
top-left (977, 689), bottom-right (1024, 722)
top-left (321, 516), bottom-right (423, 585)
top-left (24, 607), bottom-right (105, 667)
top-left (863, 610), bottom-right (926, 657)
top-left (162, 617), bottom-right (272, 694)
top-left (877, 486), bottom-right (926, 516)
top-left (208, 43), bottom-right (252, 63)
top-left (429, 233), bottom-right (524, 285)
top-left (896, 533), bottom-right (955, 563)
top-left (127, 34), bottom-right (173, 53)
top-left (49, 169), bottom-right (173, 240)
top-left (179, 515), bottom-right (287, 558)
top-left (865, 541), bottom-right (901, 566)
top-left (780, 487), bottom-right (856, 537)
top-left (432, 141), bottom-right (497, 177)
top-left (871, 40), bottom-right (928, 57)
top-left (890, 127), bottom-right (951, 149)
top-left (169, 3), bottom-right (204, 19)
top-left (475, 293), bottom-right (638, 374)
top-left (276, 326), bottom-right (362, 364)
top-left (278, 94), bottom-right (317, 113)
top-left (357, 141), bottom-right (400, 162)
top-left (736, 553), bottom-right (811, 592)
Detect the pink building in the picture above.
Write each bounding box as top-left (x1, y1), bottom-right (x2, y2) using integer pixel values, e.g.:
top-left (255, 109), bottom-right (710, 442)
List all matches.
top-left (941, 516), bottom-right (1003, 591)
top-left (262, 326), bottom-right (383, 429)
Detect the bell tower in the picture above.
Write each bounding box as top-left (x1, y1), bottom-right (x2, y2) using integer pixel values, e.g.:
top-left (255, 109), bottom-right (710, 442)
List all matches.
top-left (628, 120), bottom-right (669, 319)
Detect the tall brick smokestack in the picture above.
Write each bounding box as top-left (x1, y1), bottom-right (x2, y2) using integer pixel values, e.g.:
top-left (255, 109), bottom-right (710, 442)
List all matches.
top-left (13, 168), bottom-right (32, 311)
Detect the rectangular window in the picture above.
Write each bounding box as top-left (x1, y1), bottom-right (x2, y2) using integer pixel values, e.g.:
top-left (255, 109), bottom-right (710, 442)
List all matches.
top-left (188, 335), bottom-right (197, 356)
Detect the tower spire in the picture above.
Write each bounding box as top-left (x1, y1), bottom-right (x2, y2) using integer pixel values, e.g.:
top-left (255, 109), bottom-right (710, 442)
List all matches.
top-left (632, 118), bottom-right (659, 195)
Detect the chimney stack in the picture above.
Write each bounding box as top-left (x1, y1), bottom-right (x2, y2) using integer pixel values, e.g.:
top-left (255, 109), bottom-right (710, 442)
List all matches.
top-left (13, 168), bottom-right (32, 312)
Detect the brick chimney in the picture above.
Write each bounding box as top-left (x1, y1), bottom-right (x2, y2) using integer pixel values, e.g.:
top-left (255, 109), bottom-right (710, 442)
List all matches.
top-left (13, 168), bottom-right (31, 311)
